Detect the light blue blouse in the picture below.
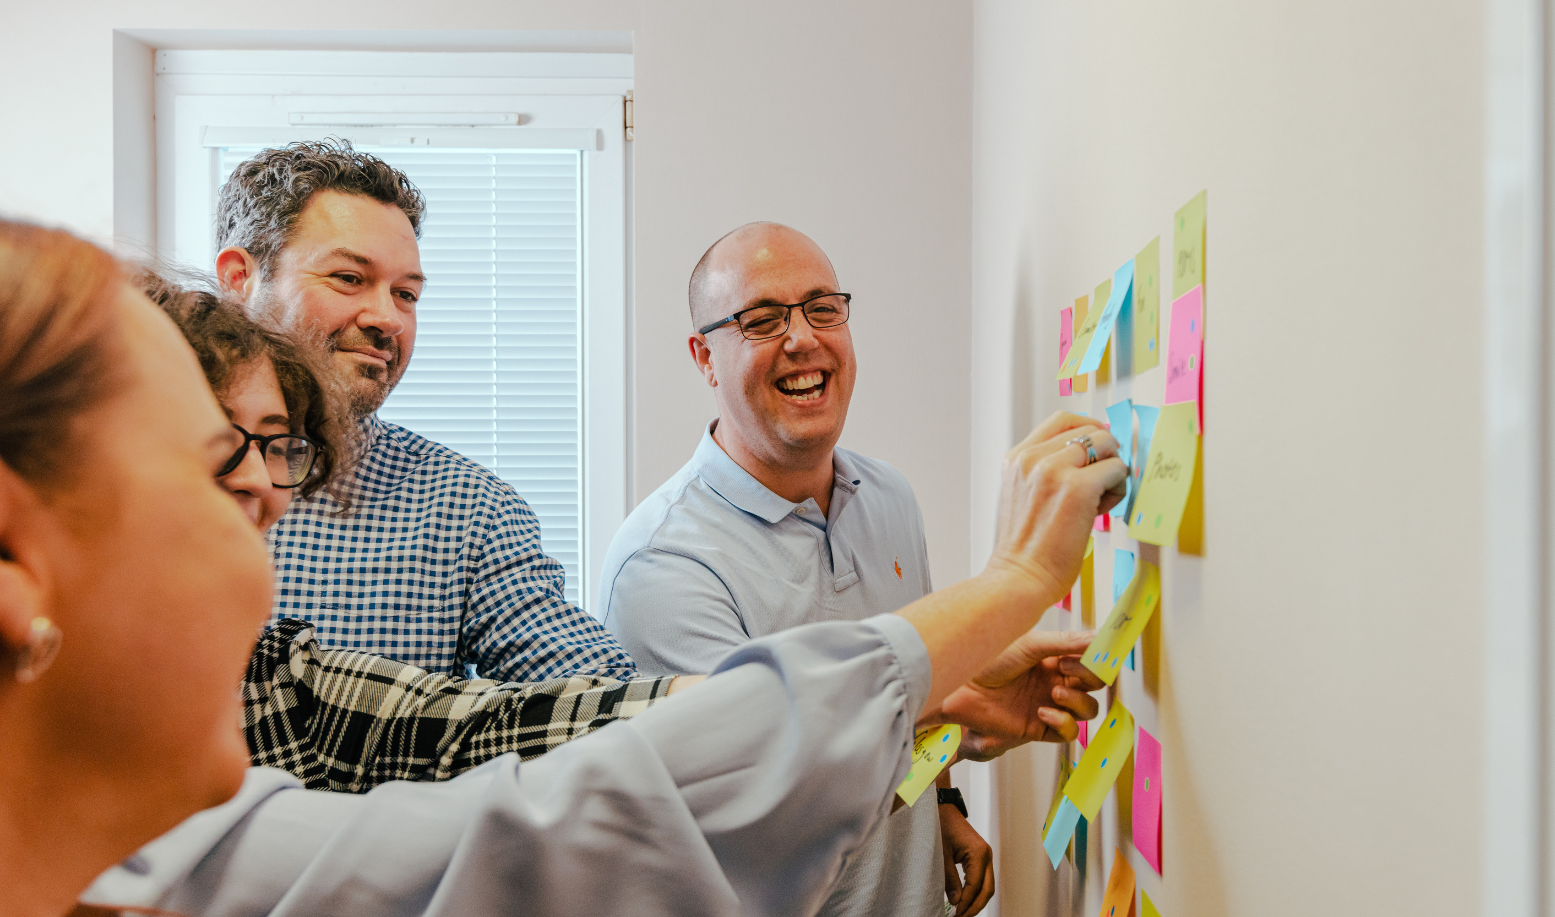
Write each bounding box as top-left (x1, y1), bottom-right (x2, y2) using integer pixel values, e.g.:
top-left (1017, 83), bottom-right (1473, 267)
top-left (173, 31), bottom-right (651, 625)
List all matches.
top-left (81, 614), bottom-right (930, 917)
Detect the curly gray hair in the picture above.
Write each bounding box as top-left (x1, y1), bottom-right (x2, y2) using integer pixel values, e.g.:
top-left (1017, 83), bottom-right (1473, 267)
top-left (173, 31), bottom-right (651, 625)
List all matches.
top-left (214, 139), bottom-right (426, 277)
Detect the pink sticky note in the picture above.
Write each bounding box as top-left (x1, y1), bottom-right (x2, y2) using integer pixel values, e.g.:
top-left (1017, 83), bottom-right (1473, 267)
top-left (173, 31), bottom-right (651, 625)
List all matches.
top-left (1093, 513), bottom-right (1110, 532)
top-left (1164, 286), bottom-right (1203, 428)
top-left (1059, 308), bottom-right (1075, 397)
top-left (1133, 726), bottom-right (1163, 875)
top-left (1078, 720), bottom-right (1089, 749)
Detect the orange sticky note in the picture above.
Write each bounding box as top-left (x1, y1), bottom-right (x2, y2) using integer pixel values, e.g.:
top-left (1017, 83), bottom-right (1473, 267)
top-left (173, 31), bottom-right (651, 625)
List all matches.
top-left (1100, 848), bottom-right (1137, 917)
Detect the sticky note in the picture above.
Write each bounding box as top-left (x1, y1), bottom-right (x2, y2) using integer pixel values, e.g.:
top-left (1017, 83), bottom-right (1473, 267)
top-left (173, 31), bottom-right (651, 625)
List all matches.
top-left (1172, 190), bottom-right (1206, 297)
top-left (1094, 513), bottom-right (1110, 532)
top-left (1071, 296), bottom-right (1090, 392)
top-left (1142, 891), bottom-right (1163, 917)
top-left (1059, 307), bottom-right (1074, 397)
top-left (1133, 236), bottom-right (1161, 373)
top-left (1043, 796), bottom-right (1082, 869)
top-left (1078, 720), bottom-right (1089, 749)
top-left (1082, 561), bottom-right (1160, 684)
top-left (1074, 814), bottom-right (1088, 876)
top-left (1061, 699), bottom-right (1135, 820)
top-left (896, 724), bottom-right (961, 806)
top-left (1128, 403), bottom-right (1199, 546)
top-left (1041, 749), bottom-right (1076, 864)
top-left (1126, 404), bottom-right (1159, 522)
top-left (1057, 261), bottom-right (1132, 379)
top-left (1113, 549), bottom-right (1138, 670)
top-left (1106, 400), bottom-right (1134, 518)
top-left (1100, 849), bottom-right (1137, 917)
top-left (1164, 286), bottom-right (1203, 434)
top-left (1134, 726), bottom-right (1163, 875)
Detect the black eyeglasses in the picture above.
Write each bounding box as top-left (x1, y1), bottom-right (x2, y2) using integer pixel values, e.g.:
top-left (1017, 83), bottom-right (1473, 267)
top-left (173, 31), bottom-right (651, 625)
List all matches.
top-left (697, 293), bottom-right (852, 341)
top-left (217, 424), bottom-right (321, 488)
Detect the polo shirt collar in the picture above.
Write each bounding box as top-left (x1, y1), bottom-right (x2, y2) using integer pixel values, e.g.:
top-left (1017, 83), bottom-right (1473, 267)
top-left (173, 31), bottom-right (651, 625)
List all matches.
top-left (692, 421), bottom-right (798, 524)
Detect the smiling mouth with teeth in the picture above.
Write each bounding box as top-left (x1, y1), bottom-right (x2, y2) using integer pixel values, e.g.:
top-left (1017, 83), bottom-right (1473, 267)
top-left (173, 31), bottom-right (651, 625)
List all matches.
top-left (776, 370), bottom-right (828, 402)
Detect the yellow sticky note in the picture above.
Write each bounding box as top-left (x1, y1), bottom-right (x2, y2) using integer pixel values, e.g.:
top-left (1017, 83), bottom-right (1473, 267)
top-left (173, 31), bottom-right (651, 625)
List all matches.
top-left (1142, 890), bottom-right (1163, 917)
top-left (1062, 699), bottom-right (1134, 820)
top-left (1071, 296), bottom-right (1091, 392)
top-left (1127, 403), bottom-right (1199, 546)
top-left (1082, 561), bottom-right (1161, 685)
top-left (1093, 277), bottom-right (1114, 381)
top-left (1172, 191), bottom-right (1206, 297)
top-left (896, 724), bottom-right (961, 807)
top-left (1100, 849), bottom-right (1137, 917)
top-left (1134, 237), bottom-right (1161, 373)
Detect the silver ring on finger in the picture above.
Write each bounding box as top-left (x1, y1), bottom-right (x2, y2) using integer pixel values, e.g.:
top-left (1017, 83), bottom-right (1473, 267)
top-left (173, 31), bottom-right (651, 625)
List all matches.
top-left (1066, 435), bottom-right (1098, 466)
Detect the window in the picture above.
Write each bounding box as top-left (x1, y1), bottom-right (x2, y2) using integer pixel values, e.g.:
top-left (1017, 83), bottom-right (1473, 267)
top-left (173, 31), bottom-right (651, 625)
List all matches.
top-left (158, 51), bottom-right (632, 607)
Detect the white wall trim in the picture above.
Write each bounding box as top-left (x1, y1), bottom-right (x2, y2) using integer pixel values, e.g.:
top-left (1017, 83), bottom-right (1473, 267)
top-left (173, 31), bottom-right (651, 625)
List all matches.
top-left (1483, 0), bottom-right (1549, 913)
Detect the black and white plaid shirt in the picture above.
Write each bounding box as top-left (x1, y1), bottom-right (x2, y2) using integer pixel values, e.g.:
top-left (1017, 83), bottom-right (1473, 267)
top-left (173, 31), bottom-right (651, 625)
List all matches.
top-left (244, 619), bottom-right (675, 793)
top-left (267, 414), bottom-right (637, 681)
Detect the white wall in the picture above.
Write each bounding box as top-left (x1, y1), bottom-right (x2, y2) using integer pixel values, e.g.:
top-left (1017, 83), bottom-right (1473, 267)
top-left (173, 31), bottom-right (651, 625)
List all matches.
top-left (0, 1), bottom-right (973, 589)
top-left (971, 1), bottom-right (1484, 916)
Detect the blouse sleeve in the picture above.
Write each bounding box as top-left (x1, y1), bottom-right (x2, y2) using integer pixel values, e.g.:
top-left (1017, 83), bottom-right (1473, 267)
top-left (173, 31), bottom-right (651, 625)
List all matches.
top-left (82, 613), bottom-right (931, 917)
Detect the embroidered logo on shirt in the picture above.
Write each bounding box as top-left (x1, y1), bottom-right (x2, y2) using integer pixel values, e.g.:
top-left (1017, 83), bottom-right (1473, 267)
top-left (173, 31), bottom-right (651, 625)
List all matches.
top-left (894, 557), bottom-right (903, 579)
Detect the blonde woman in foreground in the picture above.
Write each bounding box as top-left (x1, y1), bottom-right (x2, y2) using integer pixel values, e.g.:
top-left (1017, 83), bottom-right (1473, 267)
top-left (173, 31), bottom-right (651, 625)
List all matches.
top-left (0, 219), bottom-right (1125, 917)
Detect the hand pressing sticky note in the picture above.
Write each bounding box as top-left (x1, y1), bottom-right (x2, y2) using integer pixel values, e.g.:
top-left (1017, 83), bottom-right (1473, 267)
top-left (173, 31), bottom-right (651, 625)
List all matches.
top-left (1133, 236), bottom-right (1161, 373)
top-left (895, 724), bottom-right (960, 807)
top-left (1059, 307), bottom-right (1075, 397)
top-left (1173, 190), bottom-right (1206, 298)
top-left (1083, 561), bottom-right (1160, 684)
top-left (1164, 286), bottom-right (1204, 433)
top-left (1100, 848), bottom-right (1137, 917)
top-left (1134, 726), bottom-right (1163, 875)
top-left (1062, 699), bottom-right (1134, 820)
top-left (1128, 403), bottom-right (1199, 546)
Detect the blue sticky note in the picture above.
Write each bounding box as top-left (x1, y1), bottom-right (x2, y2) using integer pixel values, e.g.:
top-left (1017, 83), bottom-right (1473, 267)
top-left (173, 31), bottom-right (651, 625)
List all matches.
top-left (1112, 549), bottom-right (1135, 602)
top-left (1106, 400), bottom-right (1134, 517)
top-left (1125, 404), bottom-right (1160, 522)
top-left (1075, 813), bottom-right (1088, 879)
top-left (1075, 260), bottom-right (1135, 375)
top-left (1043, 796), bottom-right (1083, 868)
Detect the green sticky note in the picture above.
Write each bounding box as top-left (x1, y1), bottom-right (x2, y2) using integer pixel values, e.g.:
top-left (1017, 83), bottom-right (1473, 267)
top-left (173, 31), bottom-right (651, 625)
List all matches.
top-left (1133, 236), bottom-right (1161, 373)
top-left (1061, 699), bottom-right (1135, 820)
top-left (1127, 402), bottom-right (1199, 546)
top-left (1142, 890), bottom-right (1163, 917)
top-left (1172, 190), bottom-right (1206, 297)
top-left (1082, 560), bottom-right (1160, 685)
top-left (896, 724), bottom-right (960, 806)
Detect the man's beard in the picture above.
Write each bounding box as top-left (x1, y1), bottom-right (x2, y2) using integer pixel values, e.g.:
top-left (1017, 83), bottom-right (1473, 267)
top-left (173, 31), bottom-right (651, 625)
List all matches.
top-left (247, 288), bottom-right (405, 420)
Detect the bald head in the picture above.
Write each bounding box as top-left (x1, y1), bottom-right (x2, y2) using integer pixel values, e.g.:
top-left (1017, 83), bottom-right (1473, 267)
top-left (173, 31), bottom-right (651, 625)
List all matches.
top-left (688, 222), bottom-right (838, 329)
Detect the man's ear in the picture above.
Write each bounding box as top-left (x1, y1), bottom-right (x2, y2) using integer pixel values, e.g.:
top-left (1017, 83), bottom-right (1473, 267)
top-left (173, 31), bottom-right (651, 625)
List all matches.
top-left (215, 247), bottom-right (260, 304)
top-left (0, 464), bottom-right (49, 655)
top-left (688, 334), bottom-right (718, 388)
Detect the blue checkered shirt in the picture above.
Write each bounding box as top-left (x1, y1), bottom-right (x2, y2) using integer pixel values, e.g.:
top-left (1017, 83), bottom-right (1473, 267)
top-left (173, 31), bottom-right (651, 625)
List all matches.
top-left (267, 414), bottom-right (637, 682)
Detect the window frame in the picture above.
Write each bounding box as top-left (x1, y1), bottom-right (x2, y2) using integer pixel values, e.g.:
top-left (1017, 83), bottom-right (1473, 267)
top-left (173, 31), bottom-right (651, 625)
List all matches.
top-left (154, 51), bottom-right (633, 611)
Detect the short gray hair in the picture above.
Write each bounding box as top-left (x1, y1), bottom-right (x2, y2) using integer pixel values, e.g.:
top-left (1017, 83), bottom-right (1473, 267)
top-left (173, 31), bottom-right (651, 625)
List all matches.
top-left (215, 139), bottom-right (425, 277)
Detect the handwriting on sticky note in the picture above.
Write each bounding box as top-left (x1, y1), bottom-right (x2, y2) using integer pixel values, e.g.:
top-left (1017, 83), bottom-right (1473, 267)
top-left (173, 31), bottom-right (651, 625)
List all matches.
top-left (1173, 190), bottom-right (1206, 297)
top-left (1074, 260), bottom-right (1135, 376)
top-left (1059, 307), bottom-right (1074, 397)
top-left (1164, 286), bottom-right (1203, 416)
top-left (1134, 726), bottom-right (1163, 875)
top-left (1058, 288), bottom-right (1101, 380)
top-left (1134, 236), bottom-right (1161, 373)
top-left (895, 724), bottom-right (960, 807)
top-left (1127, 403), bottom-right (1199, 546)
top-left (1100, 848), bottom-right (1137, 917)
top-left (1083, 561), bottom-right (1160, 685)
top-left (1062, 699), bottom-right (1134, 820)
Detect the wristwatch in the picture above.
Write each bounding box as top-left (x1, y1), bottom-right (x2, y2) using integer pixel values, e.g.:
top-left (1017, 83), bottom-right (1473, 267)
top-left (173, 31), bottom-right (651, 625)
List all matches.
top-left (937, 787), bottom-right (968, 818)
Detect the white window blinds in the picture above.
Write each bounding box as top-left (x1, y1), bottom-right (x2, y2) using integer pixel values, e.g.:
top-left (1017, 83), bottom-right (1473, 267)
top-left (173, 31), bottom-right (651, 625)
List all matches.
top-left (219, 148), bottom-right (585, 602)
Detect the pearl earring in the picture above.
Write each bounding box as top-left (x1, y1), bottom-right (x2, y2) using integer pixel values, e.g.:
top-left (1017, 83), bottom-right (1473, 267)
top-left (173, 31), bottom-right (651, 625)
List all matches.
top-left (14, 616), bottom-right (61, 684)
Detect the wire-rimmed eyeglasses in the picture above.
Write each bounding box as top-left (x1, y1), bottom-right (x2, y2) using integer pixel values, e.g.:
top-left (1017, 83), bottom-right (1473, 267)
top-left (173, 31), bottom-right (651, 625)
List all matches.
top-left (217, 424), bottom-right (321, 488)
top-left (697, 293), bottom-right (852, 341)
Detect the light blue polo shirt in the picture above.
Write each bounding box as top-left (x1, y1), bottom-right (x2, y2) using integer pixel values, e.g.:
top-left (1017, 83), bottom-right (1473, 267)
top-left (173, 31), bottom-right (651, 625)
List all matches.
top-left (599, 420), bottom-right (943, 917)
